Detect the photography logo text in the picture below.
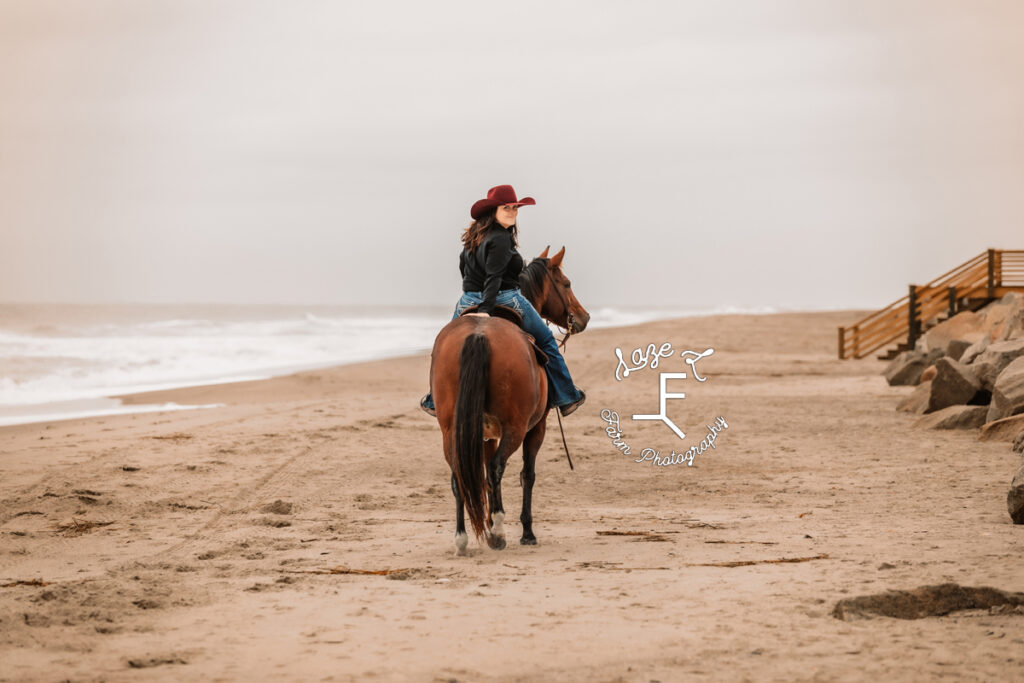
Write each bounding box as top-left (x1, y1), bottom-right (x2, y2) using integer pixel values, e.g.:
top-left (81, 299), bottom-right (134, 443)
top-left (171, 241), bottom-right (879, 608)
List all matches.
top-left (602, 342), bottom-right (729, 467)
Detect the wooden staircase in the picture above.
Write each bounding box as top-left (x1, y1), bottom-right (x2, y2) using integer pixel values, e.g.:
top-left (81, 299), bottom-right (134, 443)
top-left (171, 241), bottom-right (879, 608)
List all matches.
top-left (838, 249), bottom-right (1024, 360)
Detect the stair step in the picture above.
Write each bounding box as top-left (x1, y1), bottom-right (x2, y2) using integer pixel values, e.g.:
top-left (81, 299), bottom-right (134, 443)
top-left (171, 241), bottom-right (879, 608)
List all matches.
top-left (877, 342), bottom-right (911, 361)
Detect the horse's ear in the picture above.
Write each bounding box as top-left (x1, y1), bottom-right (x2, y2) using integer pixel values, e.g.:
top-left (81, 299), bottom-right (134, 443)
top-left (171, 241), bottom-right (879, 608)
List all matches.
top-left (539, 245), bottom-right (550, 259)
top-left (549, 246), bottom-right (565, 268)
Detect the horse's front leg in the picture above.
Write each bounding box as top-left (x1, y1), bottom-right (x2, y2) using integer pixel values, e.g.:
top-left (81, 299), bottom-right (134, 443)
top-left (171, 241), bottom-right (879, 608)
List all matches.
top-left (520, 419), bottom-right (545, 545)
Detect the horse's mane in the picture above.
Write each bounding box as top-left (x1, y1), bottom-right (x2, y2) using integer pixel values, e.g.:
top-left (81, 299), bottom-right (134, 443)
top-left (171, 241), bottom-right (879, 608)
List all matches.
top-left (519, 257), bottom-right (550, 306)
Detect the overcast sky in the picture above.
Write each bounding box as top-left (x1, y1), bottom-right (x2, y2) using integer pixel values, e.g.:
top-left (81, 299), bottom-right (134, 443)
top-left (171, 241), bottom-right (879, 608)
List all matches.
top-left (1, 1), bottom-right (1022, 311)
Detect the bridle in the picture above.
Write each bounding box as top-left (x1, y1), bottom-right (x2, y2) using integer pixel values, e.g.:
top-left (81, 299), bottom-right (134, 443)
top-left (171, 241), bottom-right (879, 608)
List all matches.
top-left (542, 265), bottom-right (576, 351)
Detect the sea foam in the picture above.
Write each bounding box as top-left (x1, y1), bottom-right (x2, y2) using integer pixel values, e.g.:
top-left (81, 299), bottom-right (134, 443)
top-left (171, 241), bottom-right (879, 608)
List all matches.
top-left (0, 303), bottom-right (777, 425)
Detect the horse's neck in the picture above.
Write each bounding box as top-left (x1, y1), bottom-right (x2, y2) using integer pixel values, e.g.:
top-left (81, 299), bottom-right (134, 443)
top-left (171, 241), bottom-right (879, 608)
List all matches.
top-left (518, 260), bottom-right (552, 315)
top-left (522, 278), bottom-right (546, 313)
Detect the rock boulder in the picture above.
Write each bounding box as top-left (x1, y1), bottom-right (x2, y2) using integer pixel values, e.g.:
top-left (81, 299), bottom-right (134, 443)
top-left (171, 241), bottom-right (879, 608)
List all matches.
top-left (997, 306), bottom-right (1024, 342)
top-left (1009, 464), bottom-right (1024, 524)
top-left (980, 292), bottom-right (1022, 340)
top-left (897, 381), bottom-right (932, 414)
top-left (978, 414), bottom-right (1024, 442)
top-left (884, 350), bottom-right (942, 387)
top-left (971, 339), bottom-right (1024, 391)
top-left (946, 339), bottom-right (973, 362)
top-left (912, 405), bottom-right (989, 430)
top-left (926, 358), bottom-right (984, 413)
top-left (920, 311), bottom-right (986, 356)
top-left (959, 336), bottom-right (990, 365)
top-left (987, 356), bottom-right (1024, 423)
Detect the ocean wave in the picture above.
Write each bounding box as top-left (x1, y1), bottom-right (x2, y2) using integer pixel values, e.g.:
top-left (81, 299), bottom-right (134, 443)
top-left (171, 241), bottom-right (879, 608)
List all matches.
top-left (587, 305), bottom-right (780, 328)
top-left (0, 304), bottom-right (788, 411)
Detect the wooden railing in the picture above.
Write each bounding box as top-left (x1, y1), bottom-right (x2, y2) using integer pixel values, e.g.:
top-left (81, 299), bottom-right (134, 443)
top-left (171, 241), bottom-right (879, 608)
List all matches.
top-left (838, 249), bottom-right (1024, 359)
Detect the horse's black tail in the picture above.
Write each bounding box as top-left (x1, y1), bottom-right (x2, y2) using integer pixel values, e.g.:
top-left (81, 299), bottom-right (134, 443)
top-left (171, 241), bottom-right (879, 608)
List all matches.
top-left (454, 332), bottom-right (489, 538)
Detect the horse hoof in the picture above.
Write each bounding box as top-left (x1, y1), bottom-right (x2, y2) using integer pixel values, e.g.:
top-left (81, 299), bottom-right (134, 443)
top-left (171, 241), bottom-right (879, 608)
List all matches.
top-left (491, 511), bottom-right (505, 537)
top-left (454, 532), bottom-right (469, 556)
top-left (486, 533), bottom-right (507, 550)
top-left (520, 535), bottom-right (537, 546)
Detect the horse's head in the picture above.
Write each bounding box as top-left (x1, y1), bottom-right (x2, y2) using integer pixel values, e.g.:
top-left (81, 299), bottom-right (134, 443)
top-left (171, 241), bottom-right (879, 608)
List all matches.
top-left (520, 245), bottom-right (590, 334)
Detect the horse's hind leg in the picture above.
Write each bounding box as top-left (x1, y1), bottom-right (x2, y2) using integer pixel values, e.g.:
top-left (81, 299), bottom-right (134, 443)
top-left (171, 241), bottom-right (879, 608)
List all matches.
top-left (445, 429), bottom-right (469, 556)
top-left (485, 437), bottom-right (515, 551)
top-left (519, 420), bottom-right (545, 545)
top-left (451, 471), bottom-right (468, 556)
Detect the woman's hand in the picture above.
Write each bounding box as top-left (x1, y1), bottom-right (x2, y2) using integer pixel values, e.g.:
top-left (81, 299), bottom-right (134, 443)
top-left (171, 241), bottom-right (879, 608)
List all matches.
top-left (466, 312), bottom-right (490, 317)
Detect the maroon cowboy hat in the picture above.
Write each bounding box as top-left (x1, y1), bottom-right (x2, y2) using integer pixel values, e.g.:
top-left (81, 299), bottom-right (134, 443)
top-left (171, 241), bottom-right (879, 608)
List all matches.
top-left (470, 185), bottom-right (536, 220)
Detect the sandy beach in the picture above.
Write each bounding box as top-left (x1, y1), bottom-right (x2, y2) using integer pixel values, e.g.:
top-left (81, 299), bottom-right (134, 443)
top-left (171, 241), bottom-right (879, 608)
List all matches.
top-left (2, 310), bottom-right (1022, 681)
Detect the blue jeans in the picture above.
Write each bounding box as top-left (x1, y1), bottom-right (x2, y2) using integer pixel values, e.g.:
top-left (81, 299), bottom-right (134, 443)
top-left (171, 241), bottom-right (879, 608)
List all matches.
top-left (424, 288), bottom-right (581, 409)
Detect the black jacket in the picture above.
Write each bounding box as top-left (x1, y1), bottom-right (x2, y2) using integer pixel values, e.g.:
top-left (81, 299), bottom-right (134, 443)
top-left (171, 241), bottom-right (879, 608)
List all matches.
top-left (459, 226), bottom-right (524, 314)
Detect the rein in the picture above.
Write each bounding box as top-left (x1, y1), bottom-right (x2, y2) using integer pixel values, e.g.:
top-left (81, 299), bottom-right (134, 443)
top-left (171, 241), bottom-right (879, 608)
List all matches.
top-left (554, 407), bottom-right (574, 471)
top-left (540, 262), bottom-right (575, 471)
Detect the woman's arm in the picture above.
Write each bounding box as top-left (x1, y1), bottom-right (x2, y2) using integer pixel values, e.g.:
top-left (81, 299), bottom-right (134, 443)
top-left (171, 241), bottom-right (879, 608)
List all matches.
top-left (478, 230), bottom-right (513, 315)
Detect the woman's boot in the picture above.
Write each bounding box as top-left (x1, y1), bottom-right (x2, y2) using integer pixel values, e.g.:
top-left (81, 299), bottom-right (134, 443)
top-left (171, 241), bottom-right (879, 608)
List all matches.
top-left (420, 394), bottom-right (436, 417)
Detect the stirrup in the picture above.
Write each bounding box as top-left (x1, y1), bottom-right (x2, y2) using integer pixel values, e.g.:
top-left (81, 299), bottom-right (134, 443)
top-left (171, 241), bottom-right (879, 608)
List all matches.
top-left (420, 394), bottom-right (436, 417)
top-left (559, 388), bottom-right (586, 417)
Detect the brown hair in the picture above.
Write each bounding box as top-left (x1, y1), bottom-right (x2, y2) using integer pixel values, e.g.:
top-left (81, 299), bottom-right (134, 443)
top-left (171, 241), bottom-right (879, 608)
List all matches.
top-left (461, 207), bottom-right (519, 253)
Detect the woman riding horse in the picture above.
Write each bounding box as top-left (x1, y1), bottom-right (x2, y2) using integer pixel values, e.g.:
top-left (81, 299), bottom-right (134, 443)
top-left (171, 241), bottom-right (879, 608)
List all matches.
top-left (423, 184), bottom-right (589, 554)
top-left (420, 184), bottom-right (586, 417)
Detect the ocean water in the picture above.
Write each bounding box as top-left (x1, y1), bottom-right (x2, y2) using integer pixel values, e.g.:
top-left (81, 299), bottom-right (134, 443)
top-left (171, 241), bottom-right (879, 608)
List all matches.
top-left (0, 303), bottom-right (776, 426)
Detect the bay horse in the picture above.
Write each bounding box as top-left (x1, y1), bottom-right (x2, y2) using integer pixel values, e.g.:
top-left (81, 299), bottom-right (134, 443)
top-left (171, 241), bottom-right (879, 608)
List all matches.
top-left (428, 246), bottom-right (589, 555)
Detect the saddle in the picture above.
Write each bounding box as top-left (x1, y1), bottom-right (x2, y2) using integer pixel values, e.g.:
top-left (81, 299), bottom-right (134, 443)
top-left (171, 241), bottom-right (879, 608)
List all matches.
top-left (459, 304), bottom-right (549, 366)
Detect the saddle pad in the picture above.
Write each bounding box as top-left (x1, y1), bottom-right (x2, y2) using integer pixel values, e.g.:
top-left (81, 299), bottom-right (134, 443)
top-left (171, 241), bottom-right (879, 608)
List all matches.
top-left (458, 305), bottom-right (548, 366)
top-left (460, 303), bottom-right (523, 328)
